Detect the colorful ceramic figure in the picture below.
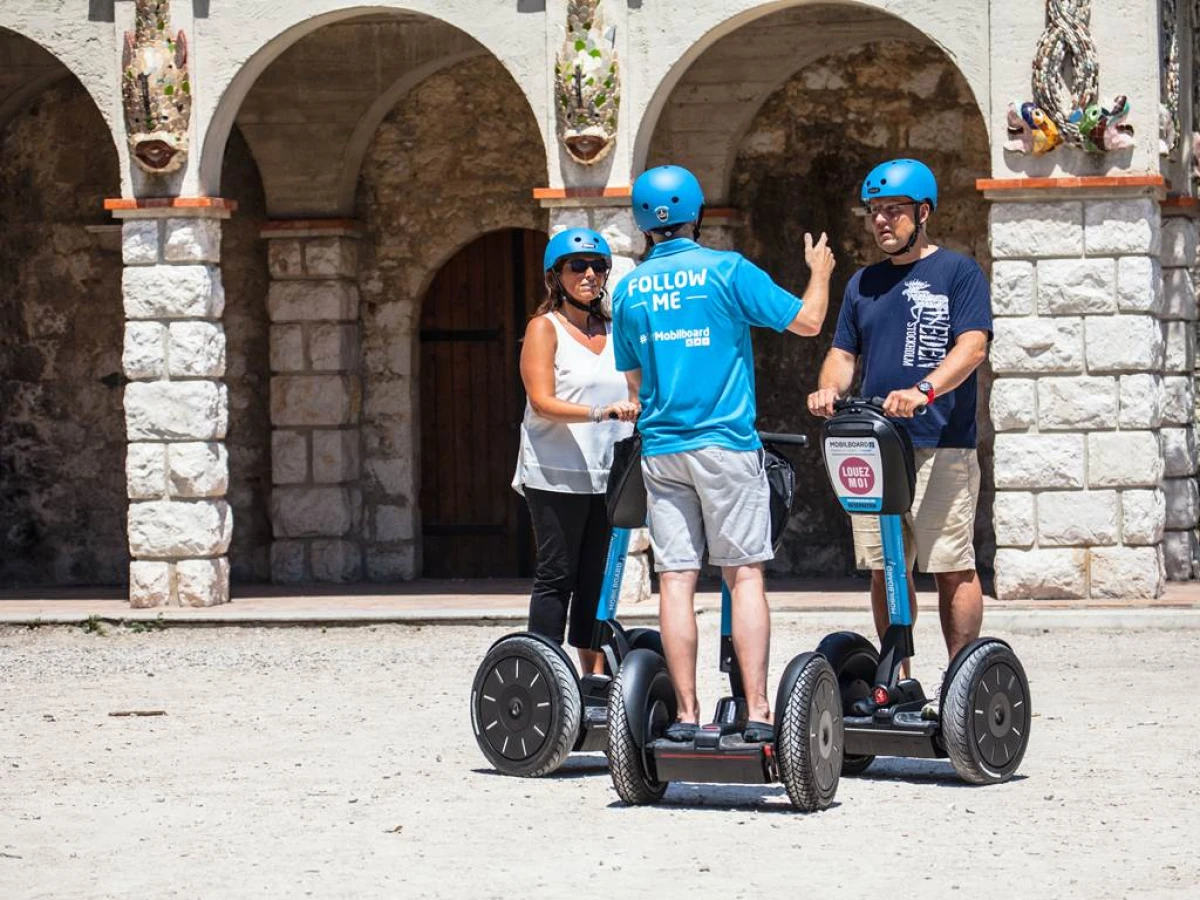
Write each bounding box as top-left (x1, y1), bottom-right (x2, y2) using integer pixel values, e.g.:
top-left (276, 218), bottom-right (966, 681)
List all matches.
top-left (121, 0), bottom-right (191, 174)
top-left (1021, 102), bottom-right (1063, 155)
top-left (1100, 95), bottom-right (1135, 151)
top-left (1005, 102), bottom-right (1034, 153)
top-left (554, 0), bottom-right (619, 165)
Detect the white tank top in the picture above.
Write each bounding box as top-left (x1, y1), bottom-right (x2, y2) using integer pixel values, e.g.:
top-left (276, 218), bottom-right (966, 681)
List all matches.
top-left (513, 312), bottom-right (633, 495)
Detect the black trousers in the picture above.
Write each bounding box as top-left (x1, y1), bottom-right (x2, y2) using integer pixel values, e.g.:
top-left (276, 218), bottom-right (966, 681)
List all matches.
top-left (524, 487), bottom-right (611, 649)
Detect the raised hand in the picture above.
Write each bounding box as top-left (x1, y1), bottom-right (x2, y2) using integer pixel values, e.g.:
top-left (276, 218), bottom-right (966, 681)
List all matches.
top-left (804, 232), bottom-right (836, 278)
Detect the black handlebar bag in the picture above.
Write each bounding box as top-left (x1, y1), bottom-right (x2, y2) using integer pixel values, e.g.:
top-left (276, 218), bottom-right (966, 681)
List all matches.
top-left (762, 443), bottom-right (796, 552)
top-left (605, 432), bottom-right (647, 528)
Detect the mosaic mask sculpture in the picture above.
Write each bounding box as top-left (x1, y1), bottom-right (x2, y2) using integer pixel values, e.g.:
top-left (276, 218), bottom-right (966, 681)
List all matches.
top-left (554, 1), bottom-right (619, 165)
top-left (121, 0), bottom-right (191, 174)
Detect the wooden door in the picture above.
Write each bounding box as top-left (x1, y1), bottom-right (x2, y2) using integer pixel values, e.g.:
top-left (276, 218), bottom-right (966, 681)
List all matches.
top-left (419, 229), bottom-right (547, 578)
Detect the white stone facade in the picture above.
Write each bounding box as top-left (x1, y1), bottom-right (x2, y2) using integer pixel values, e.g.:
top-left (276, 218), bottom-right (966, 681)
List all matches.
top-left (0, 1), bottom-right (1194, 604)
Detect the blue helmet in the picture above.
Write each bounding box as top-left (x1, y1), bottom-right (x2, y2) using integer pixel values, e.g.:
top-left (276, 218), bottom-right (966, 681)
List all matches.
top-left (631, 165), bottom-right (705, 232)
top-left (543, 228), bottom-right (612, 272)
top-left (861, 159), bottom-right (938, 210)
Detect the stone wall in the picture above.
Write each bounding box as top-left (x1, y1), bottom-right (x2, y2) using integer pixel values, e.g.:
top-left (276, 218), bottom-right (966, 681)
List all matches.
top-left (1159, 212), bottom-right (1198, 579)
top-left (0, 79), bottom-right (125, 586)
top-left (220, 127), bottom-right (273, 583)
top-left (354, 54), bottom-right (547, 580)
top-left (722, 41), bottom-right (991, 577)
top-left (989, 195), bottom-right (1174, 599)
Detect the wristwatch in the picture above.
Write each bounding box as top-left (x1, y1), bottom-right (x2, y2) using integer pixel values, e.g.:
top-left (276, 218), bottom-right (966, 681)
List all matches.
top-left (916, 380), bottom-right (936, 404)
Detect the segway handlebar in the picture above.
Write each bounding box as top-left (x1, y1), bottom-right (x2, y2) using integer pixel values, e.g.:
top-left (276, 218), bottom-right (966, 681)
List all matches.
top-left (758, 431), bottom-right (808, 447)
top-left (833, 396), bottom-right (927, 416)
top-left (834, 396), bottom-right (887, 411)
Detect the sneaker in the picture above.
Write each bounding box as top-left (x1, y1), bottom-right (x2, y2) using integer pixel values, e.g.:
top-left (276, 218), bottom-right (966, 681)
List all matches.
top-left (920, 678), bottom-right (943, 721)
top-left (664, 721), bottom-right (698, 743)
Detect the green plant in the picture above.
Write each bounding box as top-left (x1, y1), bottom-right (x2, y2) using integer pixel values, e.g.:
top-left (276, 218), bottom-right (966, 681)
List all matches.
top-left (79, 615), bottom-right (106, 636)
top-left (127, 615), bottom-right (166, 634)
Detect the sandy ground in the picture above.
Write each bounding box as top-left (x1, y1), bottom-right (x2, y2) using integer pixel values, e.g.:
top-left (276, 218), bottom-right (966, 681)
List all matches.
top-left (0, 614), bottom-right (1197, 900)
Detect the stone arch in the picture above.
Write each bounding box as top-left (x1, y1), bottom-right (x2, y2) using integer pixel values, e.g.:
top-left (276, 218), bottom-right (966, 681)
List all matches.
top-left (198, 6), bottom-right (549, 213)
top-left (0, 25), bottom-right (121, 162)
top-left (632, 0), bottom-right (989, 200)
top-left (0, 37), bottom-right (125, 586)
top-left (355, 52), bottom-right (548, 579)
top-left (636, 6), bottom-right (992, 578)
top-left (334, 49), bottom-right (488, 215)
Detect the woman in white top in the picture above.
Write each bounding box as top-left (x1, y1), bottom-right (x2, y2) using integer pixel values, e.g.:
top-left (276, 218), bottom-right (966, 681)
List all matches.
top-left (513, 228), bottom-right (639, 675)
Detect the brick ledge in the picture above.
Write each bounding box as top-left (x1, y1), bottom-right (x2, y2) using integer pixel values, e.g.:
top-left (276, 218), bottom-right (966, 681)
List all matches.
top-left (976, 174), bottom-right (1165, 192)
top-left (532, 186), bottom-right (632, 199)
top-left (105, 197), bottom-right (238, 219)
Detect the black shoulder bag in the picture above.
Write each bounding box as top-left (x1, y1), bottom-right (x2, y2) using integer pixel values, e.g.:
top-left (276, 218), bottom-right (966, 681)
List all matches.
top-left (605, 431), bottom-right (647, 528)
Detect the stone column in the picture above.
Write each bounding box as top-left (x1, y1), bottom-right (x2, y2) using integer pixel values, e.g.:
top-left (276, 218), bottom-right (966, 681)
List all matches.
top-left (261, 222), bottom-right (364, 583)
top-left (542, 193), bottom-right (652, 605)
top-left (114, 201), bottom-right (235, 607)
top-left (1161, 206), bottom-right (1199, 578)
top-left (987, 186), bottom-right (1168, 600)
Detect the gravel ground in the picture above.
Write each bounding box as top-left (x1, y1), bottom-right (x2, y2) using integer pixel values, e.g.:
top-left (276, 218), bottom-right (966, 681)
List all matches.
top-left (0, 615), bottom-right (1197, 899)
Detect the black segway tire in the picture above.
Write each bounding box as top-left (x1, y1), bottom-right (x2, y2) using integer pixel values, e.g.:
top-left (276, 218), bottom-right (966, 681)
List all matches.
top-left (775, 652), bottom-right (842, 812)
top-left (471, 634), bottom-right (581, 777)
top-left (607, 649), bottom-right (672, 805)
top-left (941, 639), bottom-right (1031, 784)
top-left (816, 631), bottom-right (879, 776)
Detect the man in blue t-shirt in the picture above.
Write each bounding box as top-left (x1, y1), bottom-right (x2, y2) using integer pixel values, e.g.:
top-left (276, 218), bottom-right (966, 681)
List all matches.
top-left (612, 165), bottom-right (835, 744)
top-left (807, 159), bottom-right (992, 711)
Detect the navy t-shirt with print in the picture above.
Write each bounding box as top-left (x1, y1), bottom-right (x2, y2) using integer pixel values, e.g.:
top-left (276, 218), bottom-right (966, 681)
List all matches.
top-left (832, 249), bottom-right (992, 448)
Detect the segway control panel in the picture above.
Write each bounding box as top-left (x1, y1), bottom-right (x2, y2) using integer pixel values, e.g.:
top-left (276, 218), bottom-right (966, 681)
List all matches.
top-left (820, 398), bottom-right (915, 515)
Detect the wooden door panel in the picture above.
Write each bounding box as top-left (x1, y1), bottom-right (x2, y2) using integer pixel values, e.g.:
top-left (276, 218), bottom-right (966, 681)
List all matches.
top-left (419, 229), bottom-right (546, 577)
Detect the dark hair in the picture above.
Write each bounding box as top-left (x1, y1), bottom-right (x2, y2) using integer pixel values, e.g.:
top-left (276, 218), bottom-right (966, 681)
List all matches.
top-left (533, 261), bottom-right (610, 326)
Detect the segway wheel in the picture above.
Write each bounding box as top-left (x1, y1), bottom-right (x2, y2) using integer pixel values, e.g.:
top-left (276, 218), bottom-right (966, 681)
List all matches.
top-left (776, 653), bottom-right (842, 812)
top-left (817, 631), bottom-right (879, 776)
top-left (607, 649), bottom-right (672, 805)
top-left (471, 635), bottom-right (581, 777)
top-left (624, 627), bottom-right (664, 657)
top-left (941, 640), bottom-right (1031, 785)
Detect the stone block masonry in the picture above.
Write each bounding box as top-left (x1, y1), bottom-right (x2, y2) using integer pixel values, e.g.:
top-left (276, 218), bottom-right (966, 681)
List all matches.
top-left (118, 207), bottom-right (236, 607)
top-left (262, 223), bottom-right (365, 583)
top-left (987, 189), bottom-right (1191, 600)
top-left (1161, 212), bottom-right (1200, 579)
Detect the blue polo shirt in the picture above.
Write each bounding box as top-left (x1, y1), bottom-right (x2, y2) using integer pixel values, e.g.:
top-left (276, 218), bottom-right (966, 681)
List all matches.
top-left (611, 239), bottom-right (802, 456)
top-left (832, 248), bottom-right (992, 448)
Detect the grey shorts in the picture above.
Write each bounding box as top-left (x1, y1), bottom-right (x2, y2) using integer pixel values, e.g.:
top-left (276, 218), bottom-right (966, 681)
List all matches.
top-left (641, 446), bottom-right (773, 572)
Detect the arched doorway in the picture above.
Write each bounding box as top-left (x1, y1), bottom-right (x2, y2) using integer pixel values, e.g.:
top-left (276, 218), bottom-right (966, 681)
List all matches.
top-left (641, 5), bottom-right (992, 576)
top-left (201, 10), bottom-right (548, 583)
top-left (418, 228), bottom-right (547, 577)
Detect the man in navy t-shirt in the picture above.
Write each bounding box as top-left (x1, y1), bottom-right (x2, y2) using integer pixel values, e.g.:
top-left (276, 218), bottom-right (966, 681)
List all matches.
top-left (806, 159), bottom-right (992, 713)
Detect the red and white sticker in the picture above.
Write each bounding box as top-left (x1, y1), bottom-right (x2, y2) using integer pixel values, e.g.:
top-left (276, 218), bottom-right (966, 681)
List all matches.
top-left (824, 437), bottom-right (883, 505)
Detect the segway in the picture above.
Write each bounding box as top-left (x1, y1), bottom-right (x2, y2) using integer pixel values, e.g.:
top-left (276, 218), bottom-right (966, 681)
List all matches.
top-left (815, 397), bottom-right (1030, 784)
top-left (471, 434), bottom-right (663, 778)
top-left (606, 433), bottom-right (844, 812)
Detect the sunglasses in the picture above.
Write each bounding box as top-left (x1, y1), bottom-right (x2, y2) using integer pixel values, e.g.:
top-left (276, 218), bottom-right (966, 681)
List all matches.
top-left (857, 201), bottom-right (920, 220)
top-left (564, 257), bottom-right (610, 274)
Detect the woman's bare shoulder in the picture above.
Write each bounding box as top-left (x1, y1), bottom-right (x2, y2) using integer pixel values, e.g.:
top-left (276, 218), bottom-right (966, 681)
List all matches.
top-left (524, 313), bottom-right (557, 341)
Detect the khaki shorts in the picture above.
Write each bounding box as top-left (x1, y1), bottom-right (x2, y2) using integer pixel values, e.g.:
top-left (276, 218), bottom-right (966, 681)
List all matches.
top-left (642, 446), bottom-right (772, 572)
top-left (851, 447), bottom-right (980, 573)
